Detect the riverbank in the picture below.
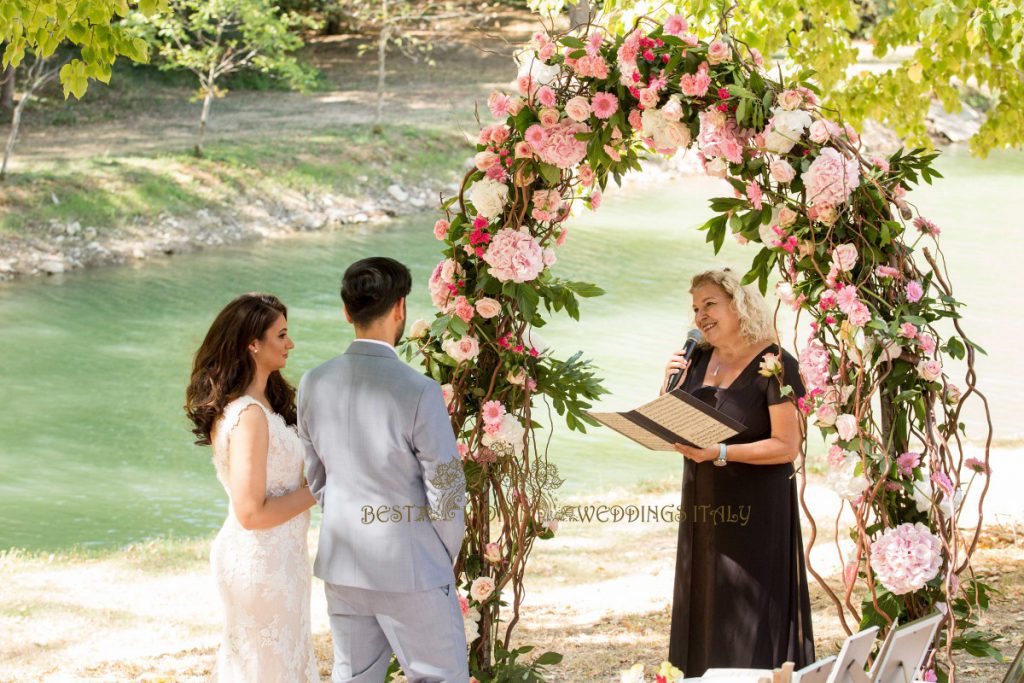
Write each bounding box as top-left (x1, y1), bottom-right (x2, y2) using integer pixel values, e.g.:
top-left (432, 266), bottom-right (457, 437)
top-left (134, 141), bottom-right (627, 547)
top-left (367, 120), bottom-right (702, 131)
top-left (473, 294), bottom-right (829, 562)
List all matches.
top-left (0, 125), bottom-right (472, 279)
top-left (2, 473), bottom-right (1021, 683)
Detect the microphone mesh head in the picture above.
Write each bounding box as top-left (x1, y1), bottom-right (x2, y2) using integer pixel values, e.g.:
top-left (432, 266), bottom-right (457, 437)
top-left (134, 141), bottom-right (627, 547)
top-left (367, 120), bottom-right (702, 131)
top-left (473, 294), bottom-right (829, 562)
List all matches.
top-left (686, 328), bottom-right (703, 344)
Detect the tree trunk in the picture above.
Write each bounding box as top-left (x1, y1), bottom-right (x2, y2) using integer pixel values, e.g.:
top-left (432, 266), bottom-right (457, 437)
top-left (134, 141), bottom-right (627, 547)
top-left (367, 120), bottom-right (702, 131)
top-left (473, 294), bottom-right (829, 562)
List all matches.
top-left (373, 25), bottom-right (390, 135)
top-left (1, 63), bottom-right (14, 110)
top-left (567, 0), bottom-right (592, 29)
top-left (195, 76), bottom-right (215, 158)
top-left (1, 89), bottom-right (29, 180)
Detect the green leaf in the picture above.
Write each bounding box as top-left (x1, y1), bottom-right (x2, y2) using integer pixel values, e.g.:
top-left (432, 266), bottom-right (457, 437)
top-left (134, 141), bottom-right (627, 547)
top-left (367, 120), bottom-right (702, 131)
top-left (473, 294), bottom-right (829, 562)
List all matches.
top-left (537, 162), bottom-right (561, 186)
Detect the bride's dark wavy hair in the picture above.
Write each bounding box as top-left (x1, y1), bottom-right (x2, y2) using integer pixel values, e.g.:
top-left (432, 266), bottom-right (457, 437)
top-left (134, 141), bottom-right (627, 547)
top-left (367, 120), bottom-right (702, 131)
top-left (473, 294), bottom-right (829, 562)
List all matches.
top-left (184, 293), bottom-right (297, 446)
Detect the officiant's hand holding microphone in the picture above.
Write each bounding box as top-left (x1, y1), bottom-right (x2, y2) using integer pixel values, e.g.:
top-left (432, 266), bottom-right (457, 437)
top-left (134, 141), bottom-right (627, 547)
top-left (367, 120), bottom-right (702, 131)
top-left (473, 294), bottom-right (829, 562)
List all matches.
top-left (661, 329), bottom-right (720, 462)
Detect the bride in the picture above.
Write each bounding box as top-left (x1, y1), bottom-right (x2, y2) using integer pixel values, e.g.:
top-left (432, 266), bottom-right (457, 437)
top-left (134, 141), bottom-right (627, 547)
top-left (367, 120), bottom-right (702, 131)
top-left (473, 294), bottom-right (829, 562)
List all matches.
top-left (184, 292), bottom-right (318, 681)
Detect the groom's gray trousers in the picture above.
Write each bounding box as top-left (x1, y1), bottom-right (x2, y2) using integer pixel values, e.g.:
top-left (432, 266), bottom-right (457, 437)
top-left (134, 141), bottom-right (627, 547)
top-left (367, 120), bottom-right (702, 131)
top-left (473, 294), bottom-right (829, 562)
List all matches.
top-left (298, 341), bottom-right (469, 683)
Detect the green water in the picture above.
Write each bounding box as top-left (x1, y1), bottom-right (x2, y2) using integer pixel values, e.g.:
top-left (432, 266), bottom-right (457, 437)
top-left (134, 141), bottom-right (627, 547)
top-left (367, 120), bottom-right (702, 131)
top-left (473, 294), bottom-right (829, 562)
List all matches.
top-left (1, 146), bottom-right (1021, 550)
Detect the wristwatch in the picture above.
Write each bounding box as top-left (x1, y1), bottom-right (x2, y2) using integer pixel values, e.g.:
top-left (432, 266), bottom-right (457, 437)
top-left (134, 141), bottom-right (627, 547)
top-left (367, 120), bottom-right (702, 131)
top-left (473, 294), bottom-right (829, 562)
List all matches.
top-left (714, 443), bottom-right (728, 467)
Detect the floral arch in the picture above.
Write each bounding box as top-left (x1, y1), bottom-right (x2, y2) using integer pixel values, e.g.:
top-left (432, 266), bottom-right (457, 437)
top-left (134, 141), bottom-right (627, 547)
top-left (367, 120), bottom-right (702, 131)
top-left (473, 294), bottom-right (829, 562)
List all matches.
top-left (400, 11), bottom-right (994, 682)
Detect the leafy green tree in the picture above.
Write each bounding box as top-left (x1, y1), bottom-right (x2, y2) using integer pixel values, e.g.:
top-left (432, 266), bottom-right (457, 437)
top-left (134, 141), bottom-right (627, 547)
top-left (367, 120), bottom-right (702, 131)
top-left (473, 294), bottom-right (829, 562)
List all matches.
top-left (134, 0), bottom-right (317, 156)
top-left (530, 0), bottom-right (1024, 156)
top-left (1, 48), bottom-right (70, 180)
top-left (0, 0), bottom-right (161, 98)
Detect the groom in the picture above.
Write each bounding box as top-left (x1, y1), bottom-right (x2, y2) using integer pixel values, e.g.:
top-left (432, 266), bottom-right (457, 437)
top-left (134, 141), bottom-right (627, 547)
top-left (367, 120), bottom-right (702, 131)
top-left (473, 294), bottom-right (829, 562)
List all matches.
top-left (298, 256), bottom-right (469, 683)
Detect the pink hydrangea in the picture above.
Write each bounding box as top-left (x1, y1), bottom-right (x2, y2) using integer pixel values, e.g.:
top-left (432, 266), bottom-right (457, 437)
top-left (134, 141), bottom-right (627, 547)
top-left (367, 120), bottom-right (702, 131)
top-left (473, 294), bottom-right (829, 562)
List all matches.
top-left (869, 523), bottom-right (943, 595)
top-left (532, 119), bottom-right (590, 169)
top-left (482, 228), bottom-right (545, 283)
top-left (803, 147), bottom-right (861, 208)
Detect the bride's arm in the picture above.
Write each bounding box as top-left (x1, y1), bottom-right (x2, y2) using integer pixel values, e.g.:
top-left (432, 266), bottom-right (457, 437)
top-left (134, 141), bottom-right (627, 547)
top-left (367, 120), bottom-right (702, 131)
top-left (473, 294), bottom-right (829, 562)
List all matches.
top-left (228, 404), bottom-right (316, 530)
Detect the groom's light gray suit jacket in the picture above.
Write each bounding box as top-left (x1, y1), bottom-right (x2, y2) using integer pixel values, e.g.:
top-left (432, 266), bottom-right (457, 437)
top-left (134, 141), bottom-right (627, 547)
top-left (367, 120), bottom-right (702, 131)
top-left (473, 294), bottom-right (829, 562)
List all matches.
top-left (297, 340), bottom-right (466, 593)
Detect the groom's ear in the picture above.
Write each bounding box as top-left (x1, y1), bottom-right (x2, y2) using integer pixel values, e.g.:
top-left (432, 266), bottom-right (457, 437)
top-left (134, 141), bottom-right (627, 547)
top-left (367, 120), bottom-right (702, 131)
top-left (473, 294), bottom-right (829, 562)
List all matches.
top-left (394, 297), bottom-right (406, 321)
top-left (343, 305), bottom-right (354, 325)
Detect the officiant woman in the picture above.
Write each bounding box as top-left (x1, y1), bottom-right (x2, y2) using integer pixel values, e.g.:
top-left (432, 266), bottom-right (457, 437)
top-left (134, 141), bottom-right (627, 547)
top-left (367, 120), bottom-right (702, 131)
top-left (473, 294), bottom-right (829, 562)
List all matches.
top-left (661, 268), bottom-right (815, 675)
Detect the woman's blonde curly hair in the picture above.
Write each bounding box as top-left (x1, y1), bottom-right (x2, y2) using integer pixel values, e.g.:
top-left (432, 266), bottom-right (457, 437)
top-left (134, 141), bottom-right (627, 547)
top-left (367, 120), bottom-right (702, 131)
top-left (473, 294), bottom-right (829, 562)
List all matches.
top-left (690, 268), bottom-right (776, 346)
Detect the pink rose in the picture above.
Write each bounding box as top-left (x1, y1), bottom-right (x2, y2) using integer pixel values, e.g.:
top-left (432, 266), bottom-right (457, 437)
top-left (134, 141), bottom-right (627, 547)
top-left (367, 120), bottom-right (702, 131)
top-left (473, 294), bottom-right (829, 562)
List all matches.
top-left (770, 159), bottom-right (796, 183)
top-left (808, 120), bottom-right (832, 144)
top-left (591, 92), bottom-right (619, 119)
top-left (443, 335), bottom-right (480, 363)
top-left (474, 151), bottom-right (500, 171)
top-left (835, 413), bottom-right (858, 441)
top-left (507, 97), bottom-right (525, 115)
top-left (777, 206), bottom-right (798, 227)
top-left (899, 322), bottom-right (917, 339)
top-left (831, 243), bottom-right (858, 272)
top-left (433, 219), bottom-right (449, 240)
top-left (778, 89), bottom-right (803, 111)
top-left (906, 280), bottom-right (924, 303)
top-left (638, 88), bottom-right (660, 110)
top-left (474, 297), bottom-right (501, 319)
top-left (804, 147), bottom-right (860, 208)
top-left (816, 403), bottom-right (838, 427)
top-left (919, 333), bottom-right (936, 355)
top-left (917, 358), bottom-right (942, 382)
top-left (565, 96), bottom-right (591, 122)
top-left (483, 542), bottom-right (502, 564)
top-left (707, 40), bottom-right (730, 64)
top-left (514, 141), bottom-right (533, 159)
top-left (538, 107), bottom-right (560, 128)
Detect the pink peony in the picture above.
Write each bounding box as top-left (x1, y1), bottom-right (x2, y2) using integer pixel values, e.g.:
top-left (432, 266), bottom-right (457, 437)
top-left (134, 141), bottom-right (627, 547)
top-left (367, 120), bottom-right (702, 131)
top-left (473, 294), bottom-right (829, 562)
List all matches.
top-left (482, 228), bottom-right (545, 283)
top-left (591, 92), bottom-right (619, 119)
top-left (906, 280), bottom-right (924, 303)
top-left (433, 219), bottom-right (449, 241)
top-left (803, 147), bottom-right (861, 208)
top-left (870, 523), bottom-right (943, 595)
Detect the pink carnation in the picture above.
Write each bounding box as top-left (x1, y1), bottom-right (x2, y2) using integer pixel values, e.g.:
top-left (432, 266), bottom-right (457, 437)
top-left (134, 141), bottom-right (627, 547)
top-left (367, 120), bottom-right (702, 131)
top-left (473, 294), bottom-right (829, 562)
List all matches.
top-left (453, 295), bottom-right (474, 323)
top-left (679, 62), bottom-right (711, 97)
top-left (803, 147), bottom-right (861, 208)
top-left (482, 228), bottom-right (545, 283)
top-left (433, 219), bottom-right (449, 240)
top-left (869, 523), bottom-right (943, 595)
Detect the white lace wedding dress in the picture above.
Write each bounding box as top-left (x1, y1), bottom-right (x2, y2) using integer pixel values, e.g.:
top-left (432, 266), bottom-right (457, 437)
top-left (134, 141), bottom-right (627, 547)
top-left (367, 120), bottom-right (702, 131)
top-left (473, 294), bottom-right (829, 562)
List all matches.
top-left (209, 395), bottom-right (318, 682)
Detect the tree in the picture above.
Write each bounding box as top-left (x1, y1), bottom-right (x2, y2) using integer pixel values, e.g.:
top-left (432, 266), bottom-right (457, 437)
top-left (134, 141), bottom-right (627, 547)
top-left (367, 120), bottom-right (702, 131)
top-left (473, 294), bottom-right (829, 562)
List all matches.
top-left (333, 0), bottom-right (470, 133)
top-left (1, 0), bottom-right (160, 98)
top-left (528, 0), bottom-right (1024, 156)
top-left (1, 49), bottom-right (69, 180)
top-left (135, 0), bottom-right (317, 156)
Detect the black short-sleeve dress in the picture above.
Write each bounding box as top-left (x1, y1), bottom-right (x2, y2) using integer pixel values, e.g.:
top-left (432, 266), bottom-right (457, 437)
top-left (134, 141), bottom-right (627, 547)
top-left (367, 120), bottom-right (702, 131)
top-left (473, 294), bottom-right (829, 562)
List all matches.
top-left (667, 343), bottom-right (815, 676)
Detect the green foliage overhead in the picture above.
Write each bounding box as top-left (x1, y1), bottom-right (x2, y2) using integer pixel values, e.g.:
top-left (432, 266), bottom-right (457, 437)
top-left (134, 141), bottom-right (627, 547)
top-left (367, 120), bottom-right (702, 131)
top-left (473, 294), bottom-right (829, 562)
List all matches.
top-left (534, 0), bottom-right (1024, 156)
top-left (0, 0), bottom-right (167, 98)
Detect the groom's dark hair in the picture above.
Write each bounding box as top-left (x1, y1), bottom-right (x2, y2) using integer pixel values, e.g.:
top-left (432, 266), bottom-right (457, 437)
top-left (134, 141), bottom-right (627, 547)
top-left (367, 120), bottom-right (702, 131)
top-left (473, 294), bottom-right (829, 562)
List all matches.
top-left (341, 257), bottom-right (412, 326)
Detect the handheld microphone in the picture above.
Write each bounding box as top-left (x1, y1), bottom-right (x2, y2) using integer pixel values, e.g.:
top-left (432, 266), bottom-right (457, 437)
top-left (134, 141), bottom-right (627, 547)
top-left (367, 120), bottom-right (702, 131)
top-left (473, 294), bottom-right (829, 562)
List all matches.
top-left (665, 328), bottom-right (703, 393)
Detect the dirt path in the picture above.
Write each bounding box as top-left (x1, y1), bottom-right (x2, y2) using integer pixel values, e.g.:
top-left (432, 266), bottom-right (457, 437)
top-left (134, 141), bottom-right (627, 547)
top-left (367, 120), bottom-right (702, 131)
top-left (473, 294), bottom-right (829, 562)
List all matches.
top-left (2, 480), bottom-right (1020, 683)
top-left (4, 11), bottom-right (538, 169)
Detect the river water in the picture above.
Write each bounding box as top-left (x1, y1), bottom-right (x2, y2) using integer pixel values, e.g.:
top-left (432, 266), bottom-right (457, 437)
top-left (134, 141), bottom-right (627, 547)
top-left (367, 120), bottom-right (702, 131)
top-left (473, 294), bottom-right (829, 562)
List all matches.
top-left (1, 146), bottom-right (1020, 550)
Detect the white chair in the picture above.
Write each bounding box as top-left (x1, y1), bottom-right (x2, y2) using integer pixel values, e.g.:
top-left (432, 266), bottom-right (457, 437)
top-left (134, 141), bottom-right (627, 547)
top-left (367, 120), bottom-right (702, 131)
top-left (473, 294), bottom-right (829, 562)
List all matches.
top-left (869, 612), bottom-right (943, 683)
top-left (794, 656), bottom-right (838, 682)
top-left (825, 625), bottom-right (880, 683)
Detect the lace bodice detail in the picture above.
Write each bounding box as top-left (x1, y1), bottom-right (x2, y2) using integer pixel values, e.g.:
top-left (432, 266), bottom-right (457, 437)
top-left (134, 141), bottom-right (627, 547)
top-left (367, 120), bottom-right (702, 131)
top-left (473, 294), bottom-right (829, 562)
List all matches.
top-left (208, 395), bottom-right (317, 682)
top-left (212, 395), bottom-right (305, 499)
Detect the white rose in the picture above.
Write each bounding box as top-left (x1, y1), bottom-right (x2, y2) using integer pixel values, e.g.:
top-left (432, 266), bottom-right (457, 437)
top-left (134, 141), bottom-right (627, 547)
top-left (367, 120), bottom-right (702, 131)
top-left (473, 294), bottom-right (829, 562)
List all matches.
top-left (831, 243), bottom-right (858, 272)
top-left (705, 157), bottom-right (728, 178)
top-left (880, 340), bottom-right (902, 362)
top-left (469, 178), bottom-right (509, 219)
top-left (815, 403), bottom-right (838, 427)
top-left (917, 358), bottom-right (943, 382)
top-left (835, 413), bottom-right (859, 441)
top-left (409, 318), bottom-right (430, 339)
top-left (470, 576), bottom-right (495, 602)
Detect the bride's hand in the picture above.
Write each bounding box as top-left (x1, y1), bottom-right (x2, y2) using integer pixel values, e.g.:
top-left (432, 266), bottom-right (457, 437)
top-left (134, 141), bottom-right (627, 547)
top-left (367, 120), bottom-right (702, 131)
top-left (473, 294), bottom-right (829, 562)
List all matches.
top-left (661, 350), bottom-right (690, 394)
